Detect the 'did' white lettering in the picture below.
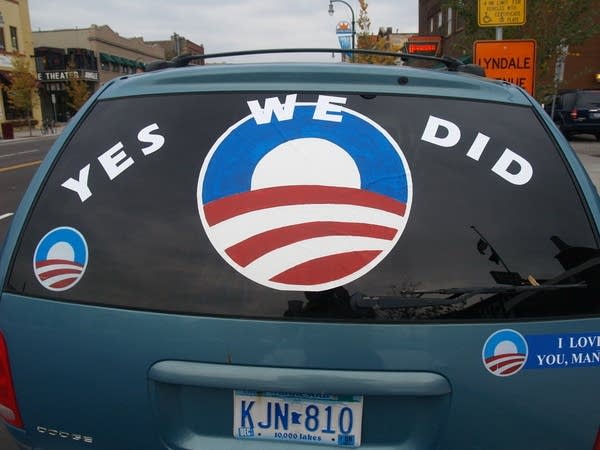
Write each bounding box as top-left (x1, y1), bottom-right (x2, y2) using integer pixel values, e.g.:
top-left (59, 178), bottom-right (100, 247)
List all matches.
top-left (491, 149), bottom-right (533, 185)
top-left (420, 114), bottom-right (533, 186)
top-left (466, 133), bottom-right (491, 161)
top-left (421, 115), bottom-right (461, 147)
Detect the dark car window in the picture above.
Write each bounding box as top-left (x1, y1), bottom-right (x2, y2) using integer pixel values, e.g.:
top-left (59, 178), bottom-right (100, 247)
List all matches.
top-left (560, 92), bottom-right (576, 110)
top-left (576, 91), bottom-right (600, 108)
top-left (6, 93), bottom-right (599, 321)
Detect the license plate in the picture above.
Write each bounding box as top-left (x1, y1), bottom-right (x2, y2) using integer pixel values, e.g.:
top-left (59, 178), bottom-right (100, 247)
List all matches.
top-left (233, 390), bottom-right (363, 447)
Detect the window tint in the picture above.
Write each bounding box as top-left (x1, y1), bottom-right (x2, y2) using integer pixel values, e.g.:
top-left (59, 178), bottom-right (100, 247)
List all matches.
top-left (561, 92), bottom-right (576, 110)
top-left (6, 93), bottom-right (599, 321)
top-left (576, 91), bottom-right (600, 108)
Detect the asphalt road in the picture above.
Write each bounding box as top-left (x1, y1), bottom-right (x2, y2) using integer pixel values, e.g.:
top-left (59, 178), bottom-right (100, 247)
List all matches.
top-left (0, 135), bottom-right (56, 242)
top-left (0, 133), bottom-right (598, 449)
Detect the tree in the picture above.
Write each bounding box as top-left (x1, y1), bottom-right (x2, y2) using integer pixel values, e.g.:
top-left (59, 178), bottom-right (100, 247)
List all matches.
top-left (354, 0), bottom-right (402, 65)
top-left (443, 0), bottom-right (600, 99)
top-left (2, 57), bottom-right (39, 136)
top-left (65, 67), bottom-right (91, 113)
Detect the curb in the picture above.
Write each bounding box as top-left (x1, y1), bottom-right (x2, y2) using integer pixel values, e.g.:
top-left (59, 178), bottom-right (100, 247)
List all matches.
top-left (0, 129), bottom-right (64, 144)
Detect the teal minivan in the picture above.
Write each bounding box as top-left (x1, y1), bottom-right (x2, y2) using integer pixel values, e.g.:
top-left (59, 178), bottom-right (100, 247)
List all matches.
top-left (1, 50), bottom-right (599, 449)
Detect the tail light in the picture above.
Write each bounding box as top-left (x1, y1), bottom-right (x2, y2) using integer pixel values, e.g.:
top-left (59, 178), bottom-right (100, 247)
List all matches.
top-left (594, 427), bottom-right (600, 450)
top-left (0, 331), bottom-right (23, 428)
top-left (570, 108), bottom-right (578, 119)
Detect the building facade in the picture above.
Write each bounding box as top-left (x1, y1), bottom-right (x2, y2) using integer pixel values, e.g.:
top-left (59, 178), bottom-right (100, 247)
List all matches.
top-left (415, 0), bottom-right (600, 95)
top-left (33, 25), bottom-right (165, 122)
top-left (147, 33), bottom-right (204, 64)
top-left (0, 0), bottom-right (42, 125)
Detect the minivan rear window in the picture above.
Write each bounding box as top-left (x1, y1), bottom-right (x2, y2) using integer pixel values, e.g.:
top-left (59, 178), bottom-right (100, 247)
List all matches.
top-left (6, 92), bottom-right (600, 321)
top-left (576, 91), bottom-right (600, 108)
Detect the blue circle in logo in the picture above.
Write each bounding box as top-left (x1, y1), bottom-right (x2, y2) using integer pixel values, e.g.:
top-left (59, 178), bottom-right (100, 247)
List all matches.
top-left (482, 329), bottom-right (528, 377)
top-left (197, 100), bottom-right (413, 291)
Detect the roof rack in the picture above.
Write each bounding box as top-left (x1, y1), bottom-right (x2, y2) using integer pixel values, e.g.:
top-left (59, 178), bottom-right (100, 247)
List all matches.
top-left (144, 48), bottom-right (485, 76)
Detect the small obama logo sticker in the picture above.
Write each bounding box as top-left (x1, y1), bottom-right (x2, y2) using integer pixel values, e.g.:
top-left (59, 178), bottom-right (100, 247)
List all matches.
top-left (33, 226), bottom-right (88, 291)
top-left (482, 329), bottom-right (529, 377)
top-left (197, 94), bottom-right (412, 291)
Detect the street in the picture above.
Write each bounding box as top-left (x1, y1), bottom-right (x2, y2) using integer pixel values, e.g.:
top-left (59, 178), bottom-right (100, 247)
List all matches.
top-left (571, 136), bottom-right (600, 188)
top-left (0, 135), bottom-right (57, 241)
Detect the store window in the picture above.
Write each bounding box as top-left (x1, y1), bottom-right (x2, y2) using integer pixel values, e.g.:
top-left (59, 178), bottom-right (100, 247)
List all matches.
top-left (10, 26), bottom-right (18, 51)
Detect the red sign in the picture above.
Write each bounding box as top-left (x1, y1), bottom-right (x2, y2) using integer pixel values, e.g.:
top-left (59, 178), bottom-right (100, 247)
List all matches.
top-left (406, 35), bottom-right (442, 56)
top-left (407, 43), bottom-right (439, 54)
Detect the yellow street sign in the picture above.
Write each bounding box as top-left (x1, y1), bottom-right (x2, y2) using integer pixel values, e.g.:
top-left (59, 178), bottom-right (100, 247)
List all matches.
top-left (478, 0), bottom-right (526, 27)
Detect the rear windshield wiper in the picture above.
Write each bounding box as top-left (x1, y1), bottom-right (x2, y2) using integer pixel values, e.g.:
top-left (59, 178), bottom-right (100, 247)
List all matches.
top-left (351, 283), bottom-right (587, 309)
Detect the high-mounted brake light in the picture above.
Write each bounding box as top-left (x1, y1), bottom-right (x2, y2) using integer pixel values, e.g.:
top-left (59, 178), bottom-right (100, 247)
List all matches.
top-left (0, 331), bottom-right (23, 428)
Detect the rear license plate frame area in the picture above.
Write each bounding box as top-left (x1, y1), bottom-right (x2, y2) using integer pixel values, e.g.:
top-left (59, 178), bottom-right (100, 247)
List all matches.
top-left (233, 390), bottom-right (363, 447)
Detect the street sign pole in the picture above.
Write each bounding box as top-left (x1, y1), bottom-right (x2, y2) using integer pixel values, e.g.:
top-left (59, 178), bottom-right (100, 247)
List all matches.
top-left (477, 1), bottom-right (534, 95)
top-left (51, 93), bottom-right (57, 123)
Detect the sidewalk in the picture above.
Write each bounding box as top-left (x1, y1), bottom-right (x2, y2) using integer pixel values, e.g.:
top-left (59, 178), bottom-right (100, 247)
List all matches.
top-left (0, 123), bottom-right (66, 142)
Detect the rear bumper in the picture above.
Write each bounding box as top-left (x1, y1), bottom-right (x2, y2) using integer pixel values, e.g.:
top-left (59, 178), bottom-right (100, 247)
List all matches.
top-left (561, 121), bottom-right (600, 135)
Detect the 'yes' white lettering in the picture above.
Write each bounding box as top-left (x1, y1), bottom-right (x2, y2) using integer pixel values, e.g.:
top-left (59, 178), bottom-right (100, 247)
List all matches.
top-left (139, 123), bottom-right (165, 156)
top-left (61, 123), bottom-right (166, 202)
top-left (61, 164), bottom-right (92, 202)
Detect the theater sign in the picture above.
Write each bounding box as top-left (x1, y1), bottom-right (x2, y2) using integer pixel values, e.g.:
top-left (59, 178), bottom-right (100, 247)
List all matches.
top-left (37, 70), bottom-right (99, 82)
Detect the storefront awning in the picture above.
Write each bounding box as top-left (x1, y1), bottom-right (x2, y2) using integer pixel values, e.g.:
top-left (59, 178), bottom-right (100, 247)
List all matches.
top-left (99, 53), bottom-right (113, 64)
top-left (100, 53), bottom-right (145, 69)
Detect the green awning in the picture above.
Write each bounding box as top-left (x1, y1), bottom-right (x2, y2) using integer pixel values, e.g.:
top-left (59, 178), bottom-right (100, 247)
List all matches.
top-left (101, 53), bottom-right (145, 68)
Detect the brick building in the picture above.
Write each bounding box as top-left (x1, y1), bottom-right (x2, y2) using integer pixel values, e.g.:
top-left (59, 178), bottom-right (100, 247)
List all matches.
top-left (0, 0), bottom-right (42, 124)
top-left (412, 0), bottom-right (599, 95)
top-left (32, 25), bottom-right (165, 122)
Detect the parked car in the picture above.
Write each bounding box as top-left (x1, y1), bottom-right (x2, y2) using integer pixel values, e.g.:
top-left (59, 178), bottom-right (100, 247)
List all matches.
top-left (1, 49), bottom-right (599, 450)
top-left (544, 89), bottom-right (600, 141)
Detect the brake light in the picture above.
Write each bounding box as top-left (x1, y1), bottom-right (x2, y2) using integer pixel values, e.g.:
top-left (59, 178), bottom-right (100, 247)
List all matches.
top-left (594, 427), bottom-right (600, 450)
top-left (570, 108), bottom-right (578, 119)
top-left (0, 332), bottom-right (23, 428)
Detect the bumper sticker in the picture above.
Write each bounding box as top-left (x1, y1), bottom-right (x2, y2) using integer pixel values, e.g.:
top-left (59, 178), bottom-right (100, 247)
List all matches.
top-left (483, 329), bottom-right (600, 376)
top-left (33, 226), bottom-right (88, 291)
